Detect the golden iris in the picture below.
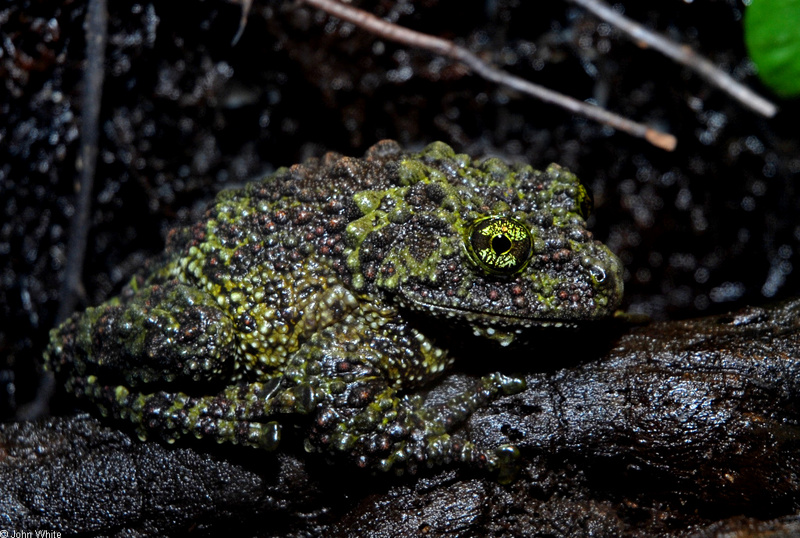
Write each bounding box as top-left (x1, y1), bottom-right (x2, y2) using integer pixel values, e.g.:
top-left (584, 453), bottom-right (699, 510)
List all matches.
top-left (467, 216), bottom-right (533, 275)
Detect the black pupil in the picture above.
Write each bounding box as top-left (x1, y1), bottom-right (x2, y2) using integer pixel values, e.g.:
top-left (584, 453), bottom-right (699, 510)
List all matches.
top-left (491, 234), bottom-right (512, 254)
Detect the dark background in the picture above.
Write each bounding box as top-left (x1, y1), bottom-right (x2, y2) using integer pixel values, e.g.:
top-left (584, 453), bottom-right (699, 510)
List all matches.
top-left (1, 0), bottom-right (798, 421)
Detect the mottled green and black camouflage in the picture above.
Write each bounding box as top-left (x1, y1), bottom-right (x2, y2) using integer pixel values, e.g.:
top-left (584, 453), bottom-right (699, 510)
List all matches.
top-left (45, 140), bottom-right (623, 474)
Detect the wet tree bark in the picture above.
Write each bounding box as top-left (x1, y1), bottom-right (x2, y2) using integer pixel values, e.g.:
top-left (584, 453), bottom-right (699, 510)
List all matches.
top-left (3, 299), bottom-right (800, 536)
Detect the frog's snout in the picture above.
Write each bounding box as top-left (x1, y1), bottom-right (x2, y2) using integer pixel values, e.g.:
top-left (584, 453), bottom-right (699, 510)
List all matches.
top-left (587, 246), bottom-right (624, 312)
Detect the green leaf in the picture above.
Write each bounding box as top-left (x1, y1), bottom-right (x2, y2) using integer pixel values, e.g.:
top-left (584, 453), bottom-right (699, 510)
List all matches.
top-left (744, 0), bottom-right (800, 97)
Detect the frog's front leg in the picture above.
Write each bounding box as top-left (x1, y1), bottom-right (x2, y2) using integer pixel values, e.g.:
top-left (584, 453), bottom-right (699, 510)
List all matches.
top-left (309, 372), bottom-right (525, 474)
top-left (300, 322), bottom-right (526, 474)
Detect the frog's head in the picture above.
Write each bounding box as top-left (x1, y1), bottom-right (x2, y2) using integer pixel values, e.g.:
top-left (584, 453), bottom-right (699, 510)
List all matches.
top-left (345, 142), bottom-right (623, 345)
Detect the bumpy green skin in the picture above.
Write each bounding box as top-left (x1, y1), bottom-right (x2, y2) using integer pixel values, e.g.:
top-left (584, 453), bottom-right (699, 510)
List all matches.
top-left (45, 141), bottom-right (623, 474)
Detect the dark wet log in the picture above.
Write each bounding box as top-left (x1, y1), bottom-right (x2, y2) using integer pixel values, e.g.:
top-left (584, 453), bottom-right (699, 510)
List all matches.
top-left (3, 299), bottom-right (800, 536)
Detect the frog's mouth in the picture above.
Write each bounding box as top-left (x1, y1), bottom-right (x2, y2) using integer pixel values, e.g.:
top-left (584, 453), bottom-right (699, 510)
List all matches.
top-left (396, 293), bottom-right (579, 330)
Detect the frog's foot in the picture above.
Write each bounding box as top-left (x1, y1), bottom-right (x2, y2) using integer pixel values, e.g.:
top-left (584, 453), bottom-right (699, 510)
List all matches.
top-left (66, 375), bottom-right (319, 450)
top-left (309, 371), bottom-right (526, 474)
top-left (373, 434), bottom-right (521, 480)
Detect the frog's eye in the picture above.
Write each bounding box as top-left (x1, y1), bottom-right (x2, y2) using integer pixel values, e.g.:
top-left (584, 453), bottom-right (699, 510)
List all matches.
top-left (466, 216), bottom-right (533, 275)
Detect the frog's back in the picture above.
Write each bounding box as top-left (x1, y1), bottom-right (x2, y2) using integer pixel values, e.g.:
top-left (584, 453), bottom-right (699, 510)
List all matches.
top-left (157, 140), bottom-right (406, 278)
top-left (123, 141), bottom-right (411, 372)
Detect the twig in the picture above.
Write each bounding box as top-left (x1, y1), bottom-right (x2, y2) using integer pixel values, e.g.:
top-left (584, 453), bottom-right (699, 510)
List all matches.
top-left (567, 0), bottom-right (777, 118)
top-left (56, 0), bottom-right (108, 324)
top-left (298, 0), bottom-right (677, 151)
top-left (228, 0), bottom-right (252, 45)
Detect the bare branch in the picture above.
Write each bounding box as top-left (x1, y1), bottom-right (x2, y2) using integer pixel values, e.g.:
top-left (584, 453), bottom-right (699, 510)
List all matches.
top-left (298, 0), bottom-right (677, 151)
top-left (227, 0), bottom-right (253, 45)
top-left (57, 0), bottom-right (108, 324)
top-left (567, 0), bottom-right (777, 118)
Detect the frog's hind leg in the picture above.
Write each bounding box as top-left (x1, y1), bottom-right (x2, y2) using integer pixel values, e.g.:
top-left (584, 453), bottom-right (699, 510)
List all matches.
top-left (45, 280), bottom-right (240, 388)
top-left (65, 374), bottom-right (318, 450)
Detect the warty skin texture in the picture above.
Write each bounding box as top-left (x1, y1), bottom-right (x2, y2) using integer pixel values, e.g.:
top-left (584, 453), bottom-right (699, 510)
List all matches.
top-left (45, 140), bottom-right (623, 474)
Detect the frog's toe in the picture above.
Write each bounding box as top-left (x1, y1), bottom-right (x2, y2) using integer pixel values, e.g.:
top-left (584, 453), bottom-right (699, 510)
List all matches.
top-left (250, 420), bottom-right (282, 450)
top-left (484, 444), bottom-right (522, 484)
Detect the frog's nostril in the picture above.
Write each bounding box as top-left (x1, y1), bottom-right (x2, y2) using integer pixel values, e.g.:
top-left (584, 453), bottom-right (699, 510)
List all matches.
top-left (581, 250), bottom-right (624, 311)
top-left (589, 265), bottom-right (607, 283)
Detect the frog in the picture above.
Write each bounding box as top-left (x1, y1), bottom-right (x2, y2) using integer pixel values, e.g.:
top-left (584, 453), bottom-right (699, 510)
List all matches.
top-left (45, 140), bottom-right (623, 475)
